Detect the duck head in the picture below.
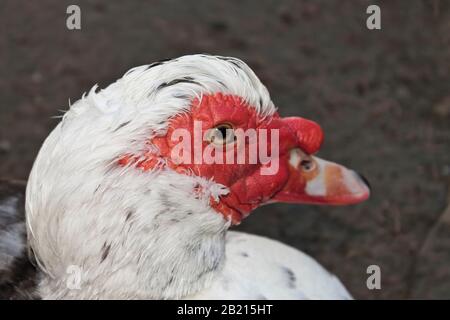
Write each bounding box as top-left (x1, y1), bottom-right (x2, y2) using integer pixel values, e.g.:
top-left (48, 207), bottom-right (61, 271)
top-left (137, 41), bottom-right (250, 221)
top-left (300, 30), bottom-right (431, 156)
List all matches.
top-left (26, 54), bottom-right (369, 298)
top-left (117, 80), bottom-right (370, 225)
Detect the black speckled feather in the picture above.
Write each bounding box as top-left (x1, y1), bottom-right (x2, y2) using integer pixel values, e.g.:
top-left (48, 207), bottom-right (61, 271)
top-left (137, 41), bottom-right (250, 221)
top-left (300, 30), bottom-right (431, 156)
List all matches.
top-left (0, 180), bottom-right (39, 299)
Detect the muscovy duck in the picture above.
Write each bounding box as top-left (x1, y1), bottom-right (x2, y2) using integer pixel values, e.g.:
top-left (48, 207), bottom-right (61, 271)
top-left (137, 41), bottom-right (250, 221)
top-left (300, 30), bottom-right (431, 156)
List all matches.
top-left (1, 54), bottom-right (369, 299)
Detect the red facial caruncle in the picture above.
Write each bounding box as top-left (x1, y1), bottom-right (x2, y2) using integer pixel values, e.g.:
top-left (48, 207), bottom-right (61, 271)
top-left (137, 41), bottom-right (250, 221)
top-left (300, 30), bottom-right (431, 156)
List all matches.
top-left (119, 93), bottom-right (370, 224)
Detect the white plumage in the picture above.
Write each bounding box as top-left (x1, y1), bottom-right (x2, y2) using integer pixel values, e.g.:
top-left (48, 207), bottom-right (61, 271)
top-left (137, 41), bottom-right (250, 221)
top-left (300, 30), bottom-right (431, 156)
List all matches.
top-left (188, 232), bottom-right (351, 299)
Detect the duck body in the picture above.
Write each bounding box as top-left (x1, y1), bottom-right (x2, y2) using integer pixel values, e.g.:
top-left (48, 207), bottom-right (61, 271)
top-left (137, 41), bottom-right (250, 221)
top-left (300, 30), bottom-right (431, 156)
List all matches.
top-left (188, 231), bottom-right (351, 300)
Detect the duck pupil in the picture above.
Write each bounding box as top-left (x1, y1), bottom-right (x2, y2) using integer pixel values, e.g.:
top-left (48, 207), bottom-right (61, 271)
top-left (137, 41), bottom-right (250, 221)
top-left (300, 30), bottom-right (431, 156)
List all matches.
top-left (217, 127), bottom-right (228, 139)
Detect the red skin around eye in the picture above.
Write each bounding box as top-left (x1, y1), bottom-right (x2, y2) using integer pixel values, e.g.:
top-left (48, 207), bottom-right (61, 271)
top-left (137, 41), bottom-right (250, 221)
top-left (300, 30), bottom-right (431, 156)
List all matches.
top-left (119, 93), bottom-right (323, 224)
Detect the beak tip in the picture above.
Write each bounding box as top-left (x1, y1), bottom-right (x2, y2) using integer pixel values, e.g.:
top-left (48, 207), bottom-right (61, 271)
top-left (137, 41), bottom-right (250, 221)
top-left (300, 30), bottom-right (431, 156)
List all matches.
top-left (355, 172), bottom-right (372, 193)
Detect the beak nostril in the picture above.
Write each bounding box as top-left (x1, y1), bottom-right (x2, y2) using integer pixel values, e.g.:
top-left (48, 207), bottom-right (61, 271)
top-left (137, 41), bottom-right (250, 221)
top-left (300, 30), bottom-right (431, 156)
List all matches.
top-left (356, 172), bottom-right (371, 191)
top-left (300, 159), bottom-right (314, 171)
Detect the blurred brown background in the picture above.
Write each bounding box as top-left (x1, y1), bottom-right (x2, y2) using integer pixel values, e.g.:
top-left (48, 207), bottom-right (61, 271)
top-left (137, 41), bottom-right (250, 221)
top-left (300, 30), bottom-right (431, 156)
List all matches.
top-left (1, 0), bottom-right (449, 299)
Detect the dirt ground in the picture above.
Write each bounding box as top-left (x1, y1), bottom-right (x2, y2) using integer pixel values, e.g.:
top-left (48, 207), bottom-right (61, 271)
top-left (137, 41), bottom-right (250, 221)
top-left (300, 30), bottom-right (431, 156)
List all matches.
top-left (0, 0), bottom-right (449, 299)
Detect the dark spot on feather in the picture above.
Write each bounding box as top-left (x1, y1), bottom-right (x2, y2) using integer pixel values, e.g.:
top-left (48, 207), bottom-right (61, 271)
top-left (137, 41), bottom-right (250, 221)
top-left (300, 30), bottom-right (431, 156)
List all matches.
top-left (217, 56), bottom-right (234, 62)
top-left (146, 62), bottom-right (163, 70)
top-left (145, 58), bottom-right (173, 70)
top-left (217, 80), bottom-right (227, 88)
top-left (125, 210), bottom-right (134, 222)
top-left (281, 266), bottom-right (296, 289)
top-left (113, 120), bottom-right (131, 132)
top-left (240, 252), bottom-right (249, 258)
top-left (159, 193), bottom-right (177, 211)
top-left (256, 294), bottom-right (268, 300)
top-left (165, 276), bottom-right (174, 288)
top-left (157, 77), bottom-right (199, 90)
top-left (173, 94), bottom-right (190, 100)
top-left (100, 243), bottom-right (111, 263)
top-left (227, 59), bottom-right (242, 69)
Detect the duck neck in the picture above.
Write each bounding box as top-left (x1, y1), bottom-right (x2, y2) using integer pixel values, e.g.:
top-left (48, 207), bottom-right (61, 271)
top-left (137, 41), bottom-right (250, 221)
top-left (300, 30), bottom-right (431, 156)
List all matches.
top-left (31, 171), bottom-right (230, 299)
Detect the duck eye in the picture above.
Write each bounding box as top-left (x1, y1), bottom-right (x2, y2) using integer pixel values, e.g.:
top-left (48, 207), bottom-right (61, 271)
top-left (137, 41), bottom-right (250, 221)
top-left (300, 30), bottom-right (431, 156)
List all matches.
top-left (207, 123), bottom-right (235, 145)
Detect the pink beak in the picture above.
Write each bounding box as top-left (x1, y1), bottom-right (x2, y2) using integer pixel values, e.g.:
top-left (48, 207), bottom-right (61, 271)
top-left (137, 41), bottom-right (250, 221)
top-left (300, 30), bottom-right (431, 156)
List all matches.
top-left (274, 148), bottom-right (370, 205)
